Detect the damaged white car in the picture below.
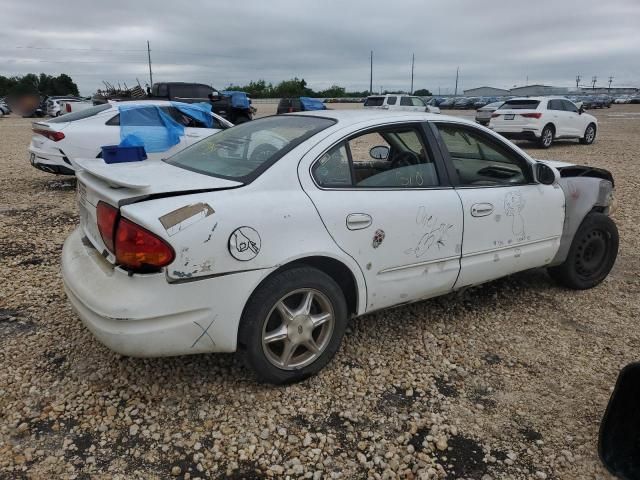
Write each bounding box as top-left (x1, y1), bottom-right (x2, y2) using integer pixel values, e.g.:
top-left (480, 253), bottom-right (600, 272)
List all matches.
top-left (29, 101), bottom-right (231, 175)
top-left (62, 111), bottom-right (618, 383)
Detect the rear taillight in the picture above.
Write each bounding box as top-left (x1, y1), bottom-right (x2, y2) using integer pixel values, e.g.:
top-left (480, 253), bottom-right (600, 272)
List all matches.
top-left (491, 113), bottom-right (501, 118)
top-left (96, 201), bottom-right (175, 271)
top-left (96, 201), bottom-right (118, 253)
top-left (521, 112), bottom-right (543, 119)
top-left (115, 218), bottom-right (175, 271)
top-left (66, 103), bottom-right (71, 113)
top-left (33, 129), bottom-right (65, 142)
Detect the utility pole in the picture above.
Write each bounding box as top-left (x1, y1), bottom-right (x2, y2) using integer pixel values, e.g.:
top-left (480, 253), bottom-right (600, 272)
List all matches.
top-left (576, 74), bottom-right (581, 90)
top-left (410, 53), bottom-right (415, 94)
top-left (608, 75), bottom-right (614, 93)
top-left (454, 66), bottom-right (459, 97)
top-left (147, 40), bottom-right (153, 86)
top-left (369, 51), bottom-right (373, 95)
top-left (591, 76), bottom-right (597, 91)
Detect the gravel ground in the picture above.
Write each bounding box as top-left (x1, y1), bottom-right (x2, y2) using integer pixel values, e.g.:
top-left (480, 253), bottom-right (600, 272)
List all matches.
top-left (1, 106), bottom-right (639, 479)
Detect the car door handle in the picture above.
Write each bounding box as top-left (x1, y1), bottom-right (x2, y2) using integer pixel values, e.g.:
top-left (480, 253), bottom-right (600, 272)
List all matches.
top-left (471, 203), bottom-right (494, 217)
top-left (346, 213), bottom-right (372, 230)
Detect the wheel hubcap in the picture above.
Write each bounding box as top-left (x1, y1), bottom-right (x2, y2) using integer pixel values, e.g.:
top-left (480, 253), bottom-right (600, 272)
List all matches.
top-left (262, 289), bottom-right (334, 370)
top-left (586, 127), bottom-right (595, 142)
top-left (543, 130), bottom-right (552, 146)
top-left (575, 230), bottom-right (608, 277)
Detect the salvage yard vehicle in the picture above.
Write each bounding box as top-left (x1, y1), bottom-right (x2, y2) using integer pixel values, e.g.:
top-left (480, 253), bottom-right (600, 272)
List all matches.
top-left (58, 99), bottom-right (93, 116)
top-left (29, 101), bottom-right (231, 175)
top-left (364, 94), bottom-right (440, 113)
top-left (277, 97), bottom-right (327, 114)
top-left (475, 100), bottom-right (504, 126)
top-left (489, 97), bottom-right (598, 148)
top-left (61, 110), bottom-right (618, 384)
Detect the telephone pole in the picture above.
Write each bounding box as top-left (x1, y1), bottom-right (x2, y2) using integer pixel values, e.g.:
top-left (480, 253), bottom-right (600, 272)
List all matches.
top-left (410, 53), bottom-right (415, 94)
top-left (591, 76), bottom-right (597, 91)
top-left (608, 75), bottom-right (614, 93)
top-left (454, 66), bottom-right (459, 97)
top-left (576, 74), bottom-right (581, 90)
top-left (147, 40), bottom-right (153, 86)
top-left (369, 51), bottom-right (373, 95)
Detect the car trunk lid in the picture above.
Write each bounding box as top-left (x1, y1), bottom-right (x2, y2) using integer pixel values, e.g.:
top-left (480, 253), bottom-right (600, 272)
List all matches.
top-left (75, 158), bottom-right (241, 262)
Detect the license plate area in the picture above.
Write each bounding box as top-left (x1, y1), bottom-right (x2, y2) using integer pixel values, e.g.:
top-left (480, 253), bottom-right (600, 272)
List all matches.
top-left (504, 114), bottom-right (515, 120)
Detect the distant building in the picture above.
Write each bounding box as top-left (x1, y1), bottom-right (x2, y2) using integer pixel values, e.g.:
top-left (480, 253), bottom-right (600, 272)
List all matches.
top-left (509, 85), bottom-right (569, 96)
top-left (463, 86), bottom-right (510, 96)
top-left (577, 87), bottom-right (639, 95)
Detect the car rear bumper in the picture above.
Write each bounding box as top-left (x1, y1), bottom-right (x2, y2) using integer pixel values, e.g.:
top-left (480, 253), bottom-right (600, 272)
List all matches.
top-left (29, 144), bottom-right (76, 175)
top-left (489, 126), bottom-right (541, 140)
top-left (61, 228), bottom-right (271, 357)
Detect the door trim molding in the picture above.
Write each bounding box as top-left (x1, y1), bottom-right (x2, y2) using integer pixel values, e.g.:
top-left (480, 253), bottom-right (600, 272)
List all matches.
top-left (378, 255), bottom-right (461, 274)
top-left (462, 235), bottom-right (561, 258)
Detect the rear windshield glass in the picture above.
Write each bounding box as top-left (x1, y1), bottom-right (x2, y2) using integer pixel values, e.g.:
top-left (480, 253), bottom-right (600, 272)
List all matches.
top-left (364, 97), bottom-right (384, 107)
top-left (499, 100), bottom-right (540, 110)
top-left (165, 115), bottom-right (335, 182)
top-left (48, 104), bottom-right (111, 123)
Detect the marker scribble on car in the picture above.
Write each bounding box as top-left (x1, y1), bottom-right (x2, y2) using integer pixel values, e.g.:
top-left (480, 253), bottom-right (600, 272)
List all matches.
top-left (229, 227), bottom-right (261, 261)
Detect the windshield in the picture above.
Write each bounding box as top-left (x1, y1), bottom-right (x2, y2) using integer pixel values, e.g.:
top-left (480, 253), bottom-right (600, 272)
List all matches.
top-left (48, 104), bottom-right (111, 123)
top-left (165, 115), bottom-right (335, 182)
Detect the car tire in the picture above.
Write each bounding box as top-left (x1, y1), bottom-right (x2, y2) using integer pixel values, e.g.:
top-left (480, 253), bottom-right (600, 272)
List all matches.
top-left (580, 123), bottom-right (597, 145)
top-left (539, 125), bottom-right (554, 148)
top-left (237, 266), bottom-right (348, 384)
top-left (547, 212), bottom-right (618, 290)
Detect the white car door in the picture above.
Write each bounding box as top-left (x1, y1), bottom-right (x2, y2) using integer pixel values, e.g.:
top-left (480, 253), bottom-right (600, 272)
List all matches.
top-left (546, 99), bottom-right (570, 137)
top-left (299, 122), bottom-right (463, 312)
top-left (432, 121), bottom-right (565, 287)
top-left (561, 100), bottom-right (583, 137)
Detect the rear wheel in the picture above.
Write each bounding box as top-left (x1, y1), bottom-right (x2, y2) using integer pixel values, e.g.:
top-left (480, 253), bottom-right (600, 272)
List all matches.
top-left (538, 125), bottom-right (554, 148)
top-left (580, 123), bottom-right (596, 145)
top-left (548, 212), bottom-right (618, 289)
top-left (238, 266), bottom-right (348, 384)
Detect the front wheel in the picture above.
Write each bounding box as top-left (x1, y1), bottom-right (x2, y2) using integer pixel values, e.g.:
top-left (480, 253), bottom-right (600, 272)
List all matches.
top-left (580, 123), bottom-right (596, 145)
top-left (548, 212), bottom-right (618, 289)
top-left (238, 266), bottom-right (348, 384)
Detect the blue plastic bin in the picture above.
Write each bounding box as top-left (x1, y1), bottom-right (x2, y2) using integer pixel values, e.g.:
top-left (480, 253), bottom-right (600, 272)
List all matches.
top-left (101, 145), bottom-right (147, 164)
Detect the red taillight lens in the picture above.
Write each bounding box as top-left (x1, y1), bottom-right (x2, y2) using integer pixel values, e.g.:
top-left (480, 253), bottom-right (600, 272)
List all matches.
top-left (115, 218), bottom-right (175, 271)
top-left (33, 129), bottom-right (65, 142)
top-left (96, 201), bottom-right (118, 253)
top-left (521, 112), bottom-right (543, 119)
top-left (66, 103), bottom-right (71, 113)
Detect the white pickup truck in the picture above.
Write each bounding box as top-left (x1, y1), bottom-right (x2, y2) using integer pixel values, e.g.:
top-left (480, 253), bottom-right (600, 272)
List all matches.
top-left (364, 94), bottom-right (440, 114)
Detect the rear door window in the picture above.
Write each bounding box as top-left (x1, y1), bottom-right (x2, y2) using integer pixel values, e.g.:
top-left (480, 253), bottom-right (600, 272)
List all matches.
top-left (547, 100), bottom-right (563, 111)
top-left (561, 100), bottom-right (579, 113)
top-left (386, 96), bottom-right (397, 105)
top-left (400, 97), bottom-right (413, 106)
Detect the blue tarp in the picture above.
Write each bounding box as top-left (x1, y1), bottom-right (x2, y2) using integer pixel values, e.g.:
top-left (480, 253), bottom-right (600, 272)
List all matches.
top-left (118, 104), bottom-right (184, 153)
top-left (300, 97), bottom-right (326, 111)
top-left (221, 91), bottom-right (250, 109)
top-left (172, 102), bottom-right (214, 128)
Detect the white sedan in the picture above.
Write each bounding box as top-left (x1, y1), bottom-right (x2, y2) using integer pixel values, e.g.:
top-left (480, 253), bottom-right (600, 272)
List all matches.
top-left (29, 100), bottom-right (231, 175)
top-left (489, 97), bottom-right (598, 148)
top-left (62, 111), bottom-right (618, 383)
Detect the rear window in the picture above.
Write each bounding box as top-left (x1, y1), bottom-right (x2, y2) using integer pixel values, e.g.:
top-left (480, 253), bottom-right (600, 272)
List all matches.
top-left (170, 84), bottom-right (212, 99)
top-left (364, 97), bottom-right (384, 107)
top-left (499, 100), bottom-right (540, 110)
top-left (165, 116), bottom-right (336, 182)
top-left (48, 104), bottom-right (111, 123)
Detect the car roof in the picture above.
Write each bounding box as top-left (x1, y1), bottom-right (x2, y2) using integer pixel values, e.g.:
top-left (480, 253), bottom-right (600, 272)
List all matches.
top-left (505, 96), bottom-right (568, 101)
top-left (288, 109), bottom-right (468, 124)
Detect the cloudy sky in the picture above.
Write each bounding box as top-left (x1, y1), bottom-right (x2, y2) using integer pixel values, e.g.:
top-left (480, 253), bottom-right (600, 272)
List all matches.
top-left (1, 0), bottom-right (639, 95)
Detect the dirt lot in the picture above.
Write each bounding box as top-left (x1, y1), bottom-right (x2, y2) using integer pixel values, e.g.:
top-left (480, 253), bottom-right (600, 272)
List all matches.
top-left (1, 105), bottom-right (638, 479)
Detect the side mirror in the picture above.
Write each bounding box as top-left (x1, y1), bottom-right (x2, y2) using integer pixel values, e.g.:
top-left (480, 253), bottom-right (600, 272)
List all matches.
top-left (599, 363), bottom-right (640, 479)
top-left (536, 162), bottom-right (558, 185)
top-left (370, 145), bottom-right (390, 160)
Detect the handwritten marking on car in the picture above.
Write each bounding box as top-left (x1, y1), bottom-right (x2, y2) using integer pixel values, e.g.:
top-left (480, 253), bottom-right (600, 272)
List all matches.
top-left (204, 222), bottom-right (218, 243)
top-left (504, 191), bottom-right (526, 238)
top-left (372, 229), bottom-right (385, 248)
top-left (159, 203), bottom-right (215, 237)
top-left (191, 316), bottom-right (217, 348)
top-left (228, 227), bottom-right (261, 261)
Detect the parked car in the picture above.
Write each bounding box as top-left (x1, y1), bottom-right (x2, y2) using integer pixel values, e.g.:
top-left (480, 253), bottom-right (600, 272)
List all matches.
top-left (150, 82), bottom-right (254, 124)
top-left (439, 97), bottom-right (456, 109)
top-left (61, 110), bottom-right (618, 383)
top-left (629, 96), bottom-right (640, 104)
top-left (58, 99), bottom-right (94, 116)
top-left (0, 100), bottom-right (9, 116)
top-left (489, 97), bottom-right (598, 148)
top-left (277, 97), bottom-right (327, 114)
top-left (28, 100), bottom-right (231, 175)
top-left (614, 95), bottom-right (631, 104)
top-left (364, 94), bottom-right (440, 113)
top-left (475, 101), bottom-right (504, 126)
top-left (45, 96), bottom-right (82, 117)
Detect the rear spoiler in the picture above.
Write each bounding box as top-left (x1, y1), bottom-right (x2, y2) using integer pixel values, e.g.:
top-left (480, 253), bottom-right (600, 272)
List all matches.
top-left (75, 158), bottom-right (151, 189)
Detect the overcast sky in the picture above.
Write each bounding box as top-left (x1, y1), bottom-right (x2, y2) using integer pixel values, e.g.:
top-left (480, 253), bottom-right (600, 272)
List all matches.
top-left (1, 0), bottom-right (639, 95)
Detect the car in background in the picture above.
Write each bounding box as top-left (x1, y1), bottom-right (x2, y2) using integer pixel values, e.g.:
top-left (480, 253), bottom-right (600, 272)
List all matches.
top-left (364, 94), bottom-right (440, 113)
top-left (0, 98), bottom-right (9, 116)
top-left (475, 101), bottom-right (504, 126)
top-left (629, 95), bottom-right (640, 104)
top-left (614, 95), bottom-right (631, 104)
top-left (277, 97), bottom-right (327, 114)
top-left (45, 96), bottom-right (82, 117)
top-left (489, 97), bottom-right (597, 148)
top-left (439, 97), bottom-right (456, 109)
top-left (28, 100), bottom-right (231, 175)
top-left (61, 110), bottom-right (618, 383)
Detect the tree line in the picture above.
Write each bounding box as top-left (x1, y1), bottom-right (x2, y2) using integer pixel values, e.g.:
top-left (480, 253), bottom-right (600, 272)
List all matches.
top-left (224, 77), bottom-right (432, 98)
top-left (0, 73), bottom-right (80, 97)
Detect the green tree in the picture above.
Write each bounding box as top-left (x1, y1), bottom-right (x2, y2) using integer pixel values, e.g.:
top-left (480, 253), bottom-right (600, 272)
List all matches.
top-left (413, 88), bottom-right (432, 96)
top-left (318, 85), bottom-right (346, 98)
